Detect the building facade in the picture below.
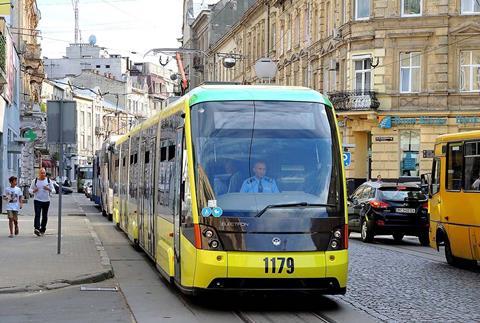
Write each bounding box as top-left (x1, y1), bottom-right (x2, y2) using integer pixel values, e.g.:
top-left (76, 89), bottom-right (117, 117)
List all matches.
top-left (0, 0), bottom-right (45, 198)
top-left (0, 18), bottom-right (22, 204)
top-left (200, 0), bottom-right (480, 182)
top-left (44, 43), bottom-right (129, 81)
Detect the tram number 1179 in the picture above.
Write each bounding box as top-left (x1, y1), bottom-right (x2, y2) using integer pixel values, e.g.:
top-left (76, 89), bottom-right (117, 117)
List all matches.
top-left (263, 257), bottom-right (295, 274)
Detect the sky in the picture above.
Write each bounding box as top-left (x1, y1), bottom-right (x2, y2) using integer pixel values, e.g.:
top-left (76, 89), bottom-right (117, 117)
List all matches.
top-left (38, 0), bottom-right (184, 65)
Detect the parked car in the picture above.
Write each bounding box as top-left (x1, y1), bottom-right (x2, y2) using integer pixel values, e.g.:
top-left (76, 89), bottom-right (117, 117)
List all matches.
top-left (52, 180), bottom-right (74, 195)
top-left (347, 181), bottom-right (429, 246)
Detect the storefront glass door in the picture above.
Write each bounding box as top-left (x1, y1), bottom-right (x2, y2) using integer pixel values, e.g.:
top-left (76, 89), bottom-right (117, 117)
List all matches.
top-left (400, 130), bottom-right (420, 176)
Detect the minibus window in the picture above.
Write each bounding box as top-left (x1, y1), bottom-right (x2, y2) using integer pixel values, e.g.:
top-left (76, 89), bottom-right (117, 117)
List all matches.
top-left (447, 143), bottom-right (463, 191)
top-left (464, 141), bottom-right (480, 192)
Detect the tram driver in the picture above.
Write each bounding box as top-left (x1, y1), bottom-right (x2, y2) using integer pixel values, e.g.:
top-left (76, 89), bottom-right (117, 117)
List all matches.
top-left (240, 161), bottom-right (280, 193)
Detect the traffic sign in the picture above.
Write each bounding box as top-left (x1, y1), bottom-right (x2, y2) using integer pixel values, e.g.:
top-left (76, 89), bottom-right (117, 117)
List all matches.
top-left (343, 152), bottom-right (351, 168)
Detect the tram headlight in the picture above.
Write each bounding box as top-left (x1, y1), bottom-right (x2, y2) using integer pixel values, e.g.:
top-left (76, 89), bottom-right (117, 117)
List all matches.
top-left (209, 240), bottom-right (219, 249)
top-left (333, 229), bottom-right (342, 239)
top-left (203, 229), bottom-right (214, 238)
top-left (330, 240), bottom-right (338, 249)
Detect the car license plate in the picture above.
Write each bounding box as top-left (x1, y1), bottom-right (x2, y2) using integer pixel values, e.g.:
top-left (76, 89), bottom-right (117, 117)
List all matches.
top-left (395, 208), bottom-right (416, 214)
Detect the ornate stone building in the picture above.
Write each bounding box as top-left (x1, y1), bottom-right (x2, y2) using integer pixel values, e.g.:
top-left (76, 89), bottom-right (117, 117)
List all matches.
top-left (16, 0), bottom-right (45, 190)
top-left (202, 0), bottom-right (480, 181)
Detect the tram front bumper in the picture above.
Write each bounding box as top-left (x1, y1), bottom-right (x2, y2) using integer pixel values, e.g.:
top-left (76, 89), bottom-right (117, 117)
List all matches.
top-left (193, 249), bottom-right (348, 294)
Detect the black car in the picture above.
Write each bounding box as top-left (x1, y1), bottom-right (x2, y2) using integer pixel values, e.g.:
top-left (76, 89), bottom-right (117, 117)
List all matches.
top-left (347, 182), bottom-right (429, 245)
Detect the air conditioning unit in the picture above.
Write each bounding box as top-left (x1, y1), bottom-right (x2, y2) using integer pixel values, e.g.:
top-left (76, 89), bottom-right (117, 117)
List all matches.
top-left (328, 59), bottom-right (339, 71)
top-left (333, 28), bottom-right (342, 40)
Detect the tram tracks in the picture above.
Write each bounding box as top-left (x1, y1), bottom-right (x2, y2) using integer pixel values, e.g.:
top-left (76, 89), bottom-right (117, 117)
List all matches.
top-left (233, 310), bottom-right (334, 323)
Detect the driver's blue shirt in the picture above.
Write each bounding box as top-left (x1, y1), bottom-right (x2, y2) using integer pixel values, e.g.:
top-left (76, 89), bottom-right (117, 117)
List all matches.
top-left (240, 176), bottom-right (279, 193)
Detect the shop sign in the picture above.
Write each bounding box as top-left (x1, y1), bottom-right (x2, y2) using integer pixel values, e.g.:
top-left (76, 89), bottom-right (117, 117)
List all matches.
top-left (379, 116), bottom-right (447, 129)
top-left (423, 150), bottom-right (435, 158)
top-left (375, 136), bottom-right (394, 142)
top-left (456, 116), bottom-right (480, 125)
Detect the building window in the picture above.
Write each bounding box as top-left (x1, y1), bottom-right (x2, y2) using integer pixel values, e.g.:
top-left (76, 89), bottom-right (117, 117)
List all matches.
top-left (96, 65), bottom-right (101, 68)
top-left (270, 21), bottom-right (276, 54)
top-left (87, 135), bottom-right (92, 150)
top-left (294, 13), bottom-right (300, 46)
top-left (304, 8), bottom-right (309, 43)
top-left (280, 25), bottom-right (284, 54)
top-left (313, 9), bottom-right (319, 41)
top-left (106, 65), bottom-right (111, 68)
top-left (354, 58), bottom-right (372, 93)
top-left (400, 52), bottom-right (421, 93)
top-left (402, 0), bottom-right (422, 16)
top-left (460, 50), bottom-right (480, 92)
top-left (355, 0), bottom-right (370, 20)
top-left (86, 112), bottom-right (91, 128)
top-left (287, 15), bottom-right (292, 51)
top-left (80, 111), bottom-right (85, 126)
top-left (461, 0), bottom-right (480, 14)
top-left (400, 130), bottom-right (420, 177)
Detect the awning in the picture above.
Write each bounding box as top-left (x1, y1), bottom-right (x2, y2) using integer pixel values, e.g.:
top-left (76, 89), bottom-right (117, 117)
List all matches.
top-left (42, 160), bottom-right (55, 168)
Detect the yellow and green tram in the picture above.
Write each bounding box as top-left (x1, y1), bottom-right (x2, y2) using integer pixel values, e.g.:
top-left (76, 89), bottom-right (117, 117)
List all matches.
top-left (111, 85), bottom-right (348, 294)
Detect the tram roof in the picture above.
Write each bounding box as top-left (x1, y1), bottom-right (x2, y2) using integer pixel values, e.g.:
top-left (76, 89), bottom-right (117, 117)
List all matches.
top-left (435, 130), bottom-right (480, 144)
top-left (188, 85), bottom-right (332, 107)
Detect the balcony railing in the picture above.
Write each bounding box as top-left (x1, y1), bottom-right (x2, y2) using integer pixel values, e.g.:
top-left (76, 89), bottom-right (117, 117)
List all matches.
top-left (328, 91), bottom-right (380, 111)
top-left (0, 34), bottom-right (5, 74)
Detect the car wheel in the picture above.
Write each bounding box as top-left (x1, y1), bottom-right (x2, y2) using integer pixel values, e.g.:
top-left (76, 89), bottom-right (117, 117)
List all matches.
top-left (393, 233), bottom-right (405, 243)
top-left (418, 232), bottom-right (430, 246)
top-left (361, 218), bottom-right (374, 243)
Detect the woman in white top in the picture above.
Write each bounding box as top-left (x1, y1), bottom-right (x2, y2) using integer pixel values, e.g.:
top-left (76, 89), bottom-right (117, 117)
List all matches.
top-left (29, 168), bottom-right (55, 236)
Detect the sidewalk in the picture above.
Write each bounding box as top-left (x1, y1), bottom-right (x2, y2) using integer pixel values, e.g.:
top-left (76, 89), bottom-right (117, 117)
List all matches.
top-left (0, 193), bottom-right (113, 293)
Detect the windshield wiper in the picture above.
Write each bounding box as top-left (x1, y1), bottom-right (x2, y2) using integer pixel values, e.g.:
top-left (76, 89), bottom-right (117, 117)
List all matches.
top-left (255, 202), bottom-right (336, 218)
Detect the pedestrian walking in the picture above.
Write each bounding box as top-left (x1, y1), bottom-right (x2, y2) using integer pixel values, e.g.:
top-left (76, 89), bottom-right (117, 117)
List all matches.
top-left (29, 168), bottom-right (55, 236)
top-left (3, 176), bottom-right (23, 238)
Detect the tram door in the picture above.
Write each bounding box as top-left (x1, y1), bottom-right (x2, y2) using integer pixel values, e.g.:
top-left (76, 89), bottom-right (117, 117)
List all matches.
top-left (173, 127), bottom-right (184, 280)
top-left (139, 139), bottom-right (146, 247)
top-left (140, 128), bottom-right (156, 257)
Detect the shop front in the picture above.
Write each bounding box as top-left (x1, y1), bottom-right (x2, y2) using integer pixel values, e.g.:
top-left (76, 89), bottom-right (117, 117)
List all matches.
top-left (341, 113), bottom-right (480, 183)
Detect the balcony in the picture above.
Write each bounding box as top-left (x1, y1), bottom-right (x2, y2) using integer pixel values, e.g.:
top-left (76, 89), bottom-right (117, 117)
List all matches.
top-left (328, 91), bottom-right (380, 111)
top-left (0, 33), bottom-right (6, 85)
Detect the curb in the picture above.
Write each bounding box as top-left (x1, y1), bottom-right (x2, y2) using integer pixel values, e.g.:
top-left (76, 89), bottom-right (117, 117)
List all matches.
top-left (0, 216), bottom-right (114, 295)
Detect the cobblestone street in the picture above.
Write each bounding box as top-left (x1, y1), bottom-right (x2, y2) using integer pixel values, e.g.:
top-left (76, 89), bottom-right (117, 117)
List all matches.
top-left (341, 235), bottom-right (480, 322)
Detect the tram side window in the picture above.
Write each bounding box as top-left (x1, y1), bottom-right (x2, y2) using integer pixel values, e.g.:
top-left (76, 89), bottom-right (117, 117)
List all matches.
top-left (447, 143), bottom-right (463, 191)
top-left (464, 141), bottom-right (480, 192)
top-left (113, 158), bottom-right (119, 194)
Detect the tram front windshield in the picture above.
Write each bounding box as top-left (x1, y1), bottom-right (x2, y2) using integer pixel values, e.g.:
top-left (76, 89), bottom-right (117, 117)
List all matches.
top-left (191, 101), bottom-right (341, 219)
